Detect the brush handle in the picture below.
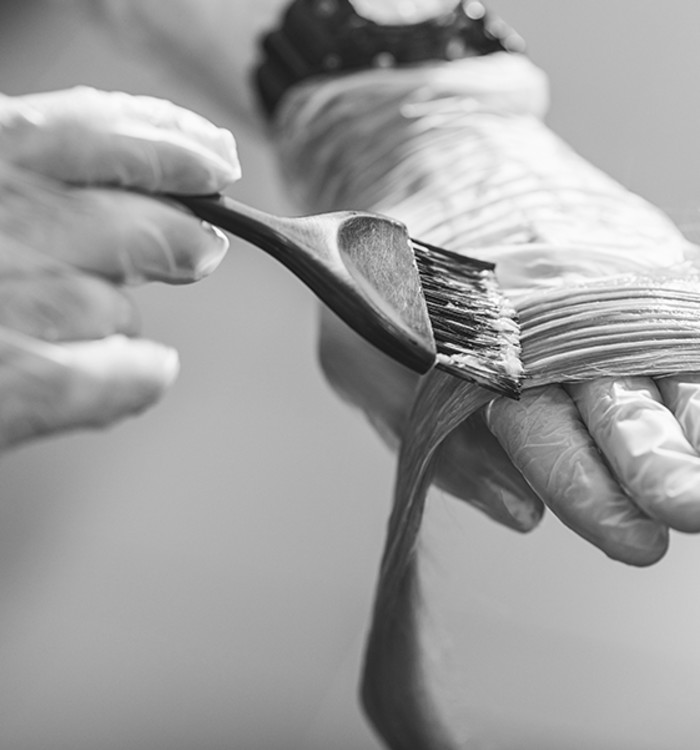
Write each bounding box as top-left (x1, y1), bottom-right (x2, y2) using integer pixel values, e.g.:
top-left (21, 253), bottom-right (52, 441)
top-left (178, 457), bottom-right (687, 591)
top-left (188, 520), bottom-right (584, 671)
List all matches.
top-left (176, 194), bottom-right (307, 262)
top-left (174, 193), bottom-right (437, 376)
top-left (174, 194), bottom-right (354, 311)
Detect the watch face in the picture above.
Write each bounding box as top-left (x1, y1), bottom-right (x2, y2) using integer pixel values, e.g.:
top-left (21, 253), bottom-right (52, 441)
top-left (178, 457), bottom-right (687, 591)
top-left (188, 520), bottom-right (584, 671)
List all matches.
top-left (348, 0), bottom-right (461, 25)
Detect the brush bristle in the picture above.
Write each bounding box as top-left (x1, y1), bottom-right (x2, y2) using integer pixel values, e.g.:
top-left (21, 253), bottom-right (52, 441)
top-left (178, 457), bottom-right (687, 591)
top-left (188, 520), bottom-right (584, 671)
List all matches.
top-left (412, 239), bottom-right (523, 398)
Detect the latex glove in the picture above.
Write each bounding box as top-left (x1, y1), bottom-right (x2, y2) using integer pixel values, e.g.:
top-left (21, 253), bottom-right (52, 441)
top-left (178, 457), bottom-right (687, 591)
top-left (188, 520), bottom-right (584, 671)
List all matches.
top-left (311, 52), bottom-right (700, 566)
top-left (321, 289), bottom-right (700, 568)
top-left (467, 113), bottom-right (700, 565)
top-left (321, 167), bottom-right (700, 567)
top-left (0, 86), bottom-right (240, 450)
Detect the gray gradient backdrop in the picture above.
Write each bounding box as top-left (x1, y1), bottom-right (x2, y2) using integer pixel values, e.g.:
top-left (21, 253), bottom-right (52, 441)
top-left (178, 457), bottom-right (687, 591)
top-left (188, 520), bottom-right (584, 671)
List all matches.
top-left (1, 2), bottom-right (699, 748)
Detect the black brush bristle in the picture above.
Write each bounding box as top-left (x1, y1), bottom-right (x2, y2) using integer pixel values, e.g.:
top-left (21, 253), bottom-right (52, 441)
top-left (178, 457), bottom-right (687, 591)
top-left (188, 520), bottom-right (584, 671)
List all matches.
top-left (411, 239), bottom-right (523, 398)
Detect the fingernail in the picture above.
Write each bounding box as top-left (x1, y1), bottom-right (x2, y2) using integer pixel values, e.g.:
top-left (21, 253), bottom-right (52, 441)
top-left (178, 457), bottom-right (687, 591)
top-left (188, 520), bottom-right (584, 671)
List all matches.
top-left (202, 130), bottom-right (241, 190)
top-left (612, 522), bottom-right (669, 567)
top-left (129, 340), bottom-right (181, 389)
top-left (194, 222), bottom-right (229, 278)
top-left (204, 159), bottom-right (241, 191)
top-left (157, 345), bottom-right (180, 388)
top-left (501, 491), bottom-right (543, 531)
top-left (216, 128), bottom-right (242, 179)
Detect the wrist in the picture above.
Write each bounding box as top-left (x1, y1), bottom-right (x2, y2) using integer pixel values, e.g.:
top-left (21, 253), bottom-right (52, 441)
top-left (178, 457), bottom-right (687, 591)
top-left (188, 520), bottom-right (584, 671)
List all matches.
top-left (255, 0), bottom-right (524, 118)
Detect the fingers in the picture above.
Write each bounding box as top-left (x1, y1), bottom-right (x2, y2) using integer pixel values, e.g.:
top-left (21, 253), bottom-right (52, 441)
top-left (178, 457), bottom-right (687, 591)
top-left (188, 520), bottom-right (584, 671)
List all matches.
top-left (0, 87), bottom-right (234, 453)
top-left (0, 87), bottom-right (240, 193)
top-left (0, 330), bottom-right (179, 451)
top-left (569, 377), bottom-right (700, 533)
top-left (656, 374), bottom-right (700, 451)
top-left (0, 162), bottom-right (228, 284)
top-left (0, 274), bottom-right (138, 341)
top-left (486, 385), bottom-right (669, 566)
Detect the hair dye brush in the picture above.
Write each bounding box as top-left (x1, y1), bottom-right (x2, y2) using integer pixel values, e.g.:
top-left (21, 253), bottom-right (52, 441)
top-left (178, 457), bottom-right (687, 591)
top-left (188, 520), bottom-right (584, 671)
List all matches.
top-left (176, 194), bottom-right (522, 397)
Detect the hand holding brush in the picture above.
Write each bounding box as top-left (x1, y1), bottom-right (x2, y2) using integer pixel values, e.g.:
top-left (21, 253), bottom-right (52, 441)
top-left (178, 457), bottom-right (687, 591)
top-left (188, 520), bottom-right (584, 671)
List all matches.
top-left (0, 87), bottom-right (238, 450)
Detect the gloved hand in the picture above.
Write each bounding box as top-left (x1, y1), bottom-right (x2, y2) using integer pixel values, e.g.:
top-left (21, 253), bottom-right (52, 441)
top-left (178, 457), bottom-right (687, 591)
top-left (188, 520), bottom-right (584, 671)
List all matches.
top-left (310, 52), bottom-right (700, 567)
top-left (321, 287), bottom-right (700, 568)
top-left (0, 86), bottom-right (240, 450)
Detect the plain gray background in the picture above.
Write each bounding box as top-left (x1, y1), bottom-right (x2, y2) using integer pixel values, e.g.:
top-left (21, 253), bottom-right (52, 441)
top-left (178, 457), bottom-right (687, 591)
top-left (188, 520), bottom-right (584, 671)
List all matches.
top-left (1, 2), bottom-right (700, 748)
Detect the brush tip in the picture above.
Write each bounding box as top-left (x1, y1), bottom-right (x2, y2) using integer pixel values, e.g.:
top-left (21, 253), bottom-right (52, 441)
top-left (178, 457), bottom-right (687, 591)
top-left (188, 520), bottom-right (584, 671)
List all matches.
top-left (412, 239), bottom-right (523, 397)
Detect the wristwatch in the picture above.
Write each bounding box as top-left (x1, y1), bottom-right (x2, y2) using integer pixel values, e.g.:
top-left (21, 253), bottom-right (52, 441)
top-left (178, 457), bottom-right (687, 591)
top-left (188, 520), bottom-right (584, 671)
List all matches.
top-left (254, 0), bottom-right (525, 118)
